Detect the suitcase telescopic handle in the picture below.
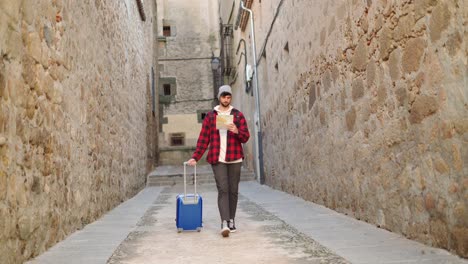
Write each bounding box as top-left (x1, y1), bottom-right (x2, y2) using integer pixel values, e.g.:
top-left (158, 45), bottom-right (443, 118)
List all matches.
top-left (183, 162), bottom-right (197, 200)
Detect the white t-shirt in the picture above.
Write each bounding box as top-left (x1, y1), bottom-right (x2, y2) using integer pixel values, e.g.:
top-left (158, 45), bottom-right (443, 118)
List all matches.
top-left (214, 105), bottom-right (243, 164)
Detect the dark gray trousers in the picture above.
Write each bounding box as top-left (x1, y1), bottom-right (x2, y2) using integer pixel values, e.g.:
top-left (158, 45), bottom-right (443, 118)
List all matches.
top-left (211, 162), bottom-right (242, 222)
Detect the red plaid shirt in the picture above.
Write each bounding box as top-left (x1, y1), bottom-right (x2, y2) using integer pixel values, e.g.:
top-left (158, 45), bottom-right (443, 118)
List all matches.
top-left (192, 108), bottom-right (250, 164)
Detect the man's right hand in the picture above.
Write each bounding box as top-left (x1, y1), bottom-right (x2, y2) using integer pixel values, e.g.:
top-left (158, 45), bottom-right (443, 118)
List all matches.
top-left (187, 158), bottom-right (197, 166)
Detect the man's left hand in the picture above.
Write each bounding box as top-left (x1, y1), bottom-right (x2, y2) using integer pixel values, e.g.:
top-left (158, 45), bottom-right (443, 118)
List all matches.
top-left (227, 123), bottom-right (238, 134)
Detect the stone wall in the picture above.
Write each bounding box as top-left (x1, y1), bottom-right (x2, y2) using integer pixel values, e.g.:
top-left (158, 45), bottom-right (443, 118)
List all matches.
top-left (231, 0), bottom-right (466, 257)
top-left (0, 0), bottom-right (158, 262)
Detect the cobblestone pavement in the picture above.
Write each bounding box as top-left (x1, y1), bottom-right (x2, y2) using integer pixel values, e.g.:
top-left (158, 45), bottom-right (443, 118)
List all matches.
top-left (28, 180), bottom-right (467, 264)
top-left (108, 184), bottom-right (349, 264)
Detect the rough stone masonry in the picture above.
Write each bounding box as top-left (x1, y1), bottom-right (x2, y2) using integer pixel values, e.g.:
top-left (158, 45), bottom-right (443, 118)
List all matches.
top-left (257, 0), bottom-right (467, 257)
top-left (0, 0), bottom-right (158, 263)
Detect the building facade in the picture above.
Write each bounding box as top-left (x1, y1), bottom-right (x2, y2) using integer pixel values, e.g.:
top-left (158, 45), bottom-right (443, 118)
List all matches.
top-left (0, 0), bottom-right (159, 262)
top-left (219, 0), bottom-right (467, 257)
top-left (157, 0), bottom-right (221, 165)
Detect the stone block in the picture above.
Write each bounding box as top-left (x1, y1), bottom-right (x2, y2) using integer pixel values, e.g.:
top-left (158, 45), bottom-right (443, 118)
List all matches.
top-left (394, 13), bottom-right (415, 41)
top-left (21, 1), bottom-right (37, 25)
top-left (402, 38), bottom-right (426, 74)
top-left (388, 48), bottom-right (401, 81)
top-left (17, 211), bottom-right (37, 240)
top-left (366, 60), bottom-right (376, 87)
top-left (451, 226), bottom-right (468, 257)
top-left (414, 0), bottom-right (437, 20)
top-left (0, 0), bottom-right (22, 18)
top-left (25, 32), bottom-right (42, 64)
top-left (454, 203), bottom-right (467, 226)
top-left (429, 3), bottom-right (450, 42)
top-left (26, 93), bottom-right (37, 119)
top-left (340, 90), bottom-right (346, 110)
top-left (409, 94), bottom-right (438, 123)
top-left (395, 86), bottom-right (407, 107)
top-left (43, 25), bottom-right (53, 48)
top-left (21, 55), bottom-right (38, 88)
top-left (308, 83), bottom-right (316, 110)
top-left (352, 38), bottom-right (368, 72)
top-left (379, 26), bottom-right (393, 60)
top-left (5, 29), bottom-right (22, 60)
top-left (320, 27), bottom-right (326, 46)
top-left (352, 78), bottom-right (364, 101)
top-left (430, 219), bottom-right (449, 249)
top-left (377, 85), bottom-right (387, 105)
top-left (454, 119), bottom-right (468, 135)
top-left (322, 71), bottom-right (332, 92)
top-left (346, 106), bottom-right (356, 131)
top-left (319, 109), bottom-right (326, 126)
top-left (328, 17), bottom-right (336, 35)
top-left (433, 156), bottom-right (450, 174)
top-left (424, 52), bottom-right (444, 95)
top-left (48, 64), bottom-right (66, 81)
top-left (452, 144), bottom-right (462, 172)
top-left (446, 32), bottom-right (462, 57)
top-left (0, 11), bottom-right (9, 48)
top-left (8, 74), bottom-right (26, 107)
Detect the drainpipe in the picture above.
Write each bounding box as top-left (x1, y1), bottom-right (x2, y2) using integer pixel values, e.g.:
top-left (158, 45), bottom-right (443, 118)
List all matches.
top-left (240, 1), bottom-right (265, 184)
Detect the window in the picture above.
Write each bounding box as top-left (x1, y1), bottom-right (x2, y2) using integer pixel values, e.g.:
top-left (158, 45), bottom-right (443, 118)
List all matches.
top-left (159, 77), bottom-right (176, 104)
top-left (197, 110), bottom-right (211, 123)
top-left (220, 24), bottom-right (234, 77)
top-left (170, 133), bottom-right (185, 146)
top-left (163, 84), bottom-right (171, 96)
top-left (163, 26), bottom-right (171, 36)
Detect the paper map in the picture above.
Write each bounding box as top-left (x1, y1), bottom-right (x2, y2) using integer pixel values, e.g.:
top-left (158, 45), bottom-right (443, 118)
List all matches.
top-left (216, 115), bottom-right (233, 130)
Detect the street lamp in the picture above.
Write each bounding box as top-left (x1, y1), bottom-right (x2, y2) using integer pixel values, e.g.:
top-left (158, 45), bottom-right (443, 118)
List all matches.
top-left (211, 57), bottom-right (220, 71)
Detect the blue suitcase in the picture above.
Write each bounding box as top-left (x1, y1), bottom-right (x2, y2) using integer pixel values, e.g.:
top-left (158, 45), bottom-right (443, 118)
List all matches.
top-left (176, 162), bottom-right (203, 232)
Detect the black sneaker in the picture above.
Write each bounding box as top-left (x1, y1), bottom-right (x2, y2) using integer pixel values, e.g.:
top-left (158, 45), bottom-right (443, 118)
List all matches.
top-left (221, 220), bottom-right (230, 237)
top-left (228, 219), bottom-right (236, 233)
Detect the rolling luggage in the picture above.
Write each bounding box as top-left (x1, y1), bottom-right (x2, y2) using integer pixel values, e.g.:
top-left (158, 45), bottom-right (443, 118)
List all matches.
top-left (176, 162), bottom-right (203, 232)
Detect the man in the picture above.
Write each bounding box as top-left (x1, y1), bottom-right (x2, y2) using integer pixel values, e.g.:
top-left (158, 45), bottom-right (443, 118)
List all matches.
top-left (187, 85), bottom-right (250, 237)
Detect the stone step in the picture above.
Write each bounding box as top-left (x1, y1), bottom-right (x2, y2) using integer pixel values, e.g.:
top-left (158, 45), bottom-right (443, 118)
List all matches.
top-left (146, 171), bottom-right (256, 186)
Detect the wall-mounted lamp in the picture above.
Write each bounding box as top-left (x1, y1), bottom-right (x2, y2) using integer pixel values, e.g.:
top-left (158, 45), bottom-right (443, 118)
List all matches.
top-left (211, 57), bottom-right (220, 71)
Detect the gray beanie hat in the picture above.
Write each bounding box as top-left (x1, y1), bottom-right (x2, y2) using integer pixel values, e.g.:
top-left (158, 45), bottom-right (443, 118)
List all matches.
top-left (217, 85), bottom-right (232, 99)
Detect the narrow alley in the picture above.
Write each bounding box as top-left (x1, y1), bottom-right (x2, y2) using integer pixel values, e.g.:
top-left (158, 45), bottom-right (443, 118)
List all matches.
top-left (0, 0), bottom-right (466, 263)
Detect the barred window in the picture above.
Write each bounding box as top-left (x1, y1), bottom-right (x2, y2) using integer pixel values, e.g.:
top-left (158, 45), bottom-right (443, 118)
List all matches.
top-left (170, 133), bottom-right (185, 146)
top-left (163, 26), bottom-right (171, 36)
top-left (163, 84), bottom-right (171, 95)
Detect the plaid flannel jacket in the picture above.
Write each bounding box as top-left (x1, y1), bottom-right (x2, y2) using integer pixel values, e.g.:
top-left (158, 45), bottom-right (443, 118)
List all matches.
top-left (192, 108), bottom-right (250, 164)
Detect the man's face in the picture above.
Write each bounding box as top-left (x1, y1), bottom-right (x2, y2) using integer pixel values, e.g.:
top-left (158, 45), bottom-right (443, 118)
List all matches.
top-left (220, 94), bottom-right (232, 107)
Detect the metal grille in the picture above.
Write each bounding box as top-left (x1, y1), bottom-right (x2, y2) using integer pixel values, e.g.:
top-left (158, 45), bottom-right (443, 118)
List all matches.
top-left (170, 133), bottom-right (185, 146)
top-left (163, 26), bottom-right (171, 36)
top-left (220, 24), bottom-right (234, 77)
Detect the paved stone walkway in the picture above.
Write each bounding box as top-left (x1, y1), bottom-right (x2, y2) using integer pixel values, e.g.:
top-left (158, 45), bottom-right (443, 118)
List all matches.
top-left (27, 181), bottom-right (467, 264)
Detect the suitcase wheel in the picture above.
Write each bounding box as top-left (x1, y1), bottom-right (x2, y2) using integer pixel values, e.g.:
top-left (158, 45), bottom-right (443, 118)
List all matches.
top-left (196, 227), bottom-right (201, 232)
top-left (177, 228), bottom-right (183, 233)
